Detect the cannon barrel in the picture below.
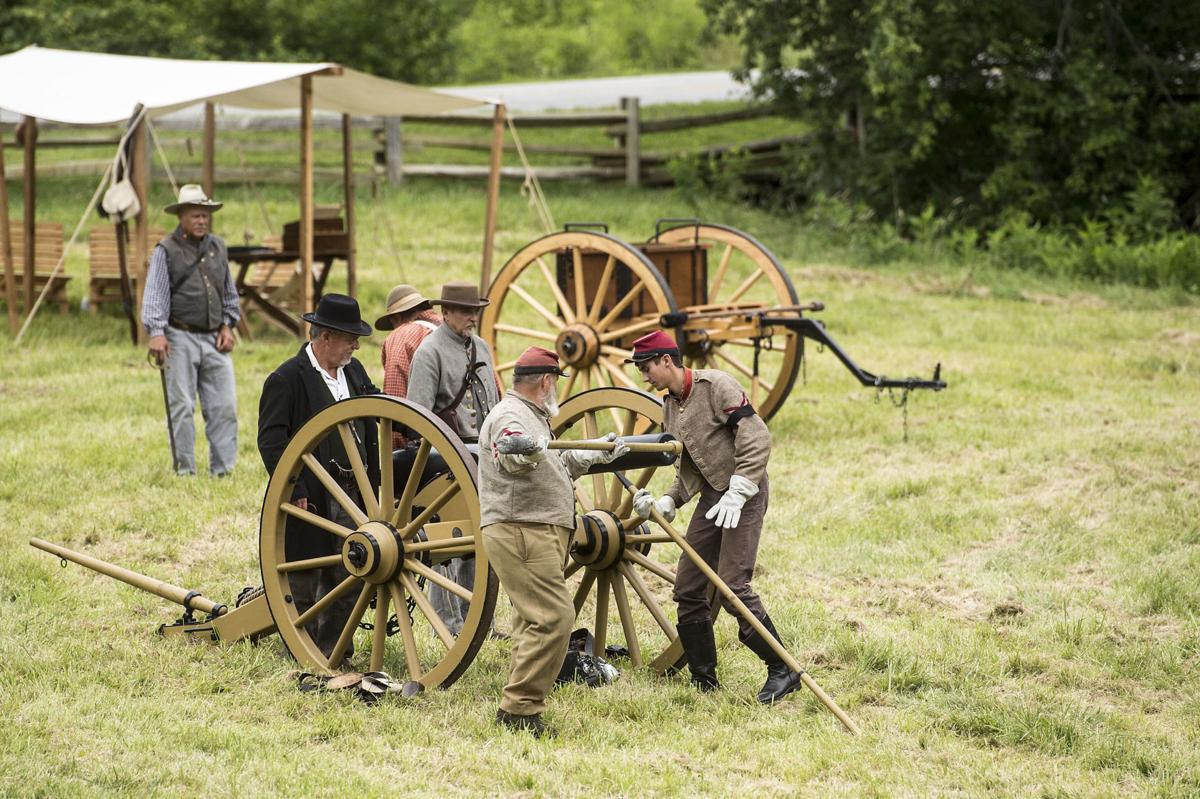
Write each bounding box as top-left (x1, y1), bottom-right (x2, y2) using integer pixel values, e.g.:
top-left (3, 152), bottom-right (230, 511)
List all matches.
top-left (29, 537), bottom-right (225, 616)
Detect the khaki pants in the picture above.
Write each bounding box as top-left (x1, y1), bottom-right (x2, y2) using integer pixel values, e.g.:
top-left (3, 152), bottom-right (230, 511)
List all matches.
top-left (482, 521), bottom-right (574, 716)
top-left (673, 478), bottom-right (769, 637)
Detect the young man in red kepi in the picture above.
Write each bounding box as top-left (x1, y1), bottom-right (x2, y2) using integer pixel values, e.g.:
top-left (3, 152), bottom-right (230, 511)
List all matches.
top-left (628, 330), bottom-right (801, 704)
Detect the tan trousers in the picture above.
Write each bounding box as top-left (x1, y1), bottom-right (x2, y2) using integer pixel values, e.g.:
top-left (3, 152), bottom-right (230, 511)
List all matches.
top-left (482, 521), bottom-right (575, 716)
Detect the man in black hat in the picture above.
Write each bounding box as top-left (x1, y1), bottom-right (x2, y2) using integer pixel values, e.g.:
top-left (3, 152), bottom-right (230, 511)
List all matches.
top-left (257, 294), bottom-right (380, 661)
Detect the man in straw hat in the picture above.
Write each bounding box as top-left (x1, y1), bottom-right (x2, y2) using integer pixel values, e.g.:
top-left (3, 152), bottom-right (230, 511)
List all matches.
top-left (141, 184), bottom-right (239, 476)
top-left (376, 284), bottom-right (441, 401)
top-left (479, 346), bottom-right (628, 736)
top-left (406, 281), bottom-right (503, 635)
top-left (257, 294), bottom-right (380, 662)
top-left (626, 330), bottom-right (801, 705)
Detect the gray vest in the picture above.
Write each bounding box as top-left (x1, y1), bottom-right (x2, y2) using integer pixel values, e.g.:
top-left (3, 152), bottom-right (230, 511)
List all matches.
top-left (158, 230), bottom-right (229, 331)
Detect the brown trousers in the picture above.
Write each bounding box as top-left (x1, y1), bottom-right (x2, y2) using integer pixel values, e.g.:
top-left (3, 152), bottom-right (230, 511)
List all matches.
top-left (482, 521), bottom-right (575, 716)
top-left (673, 477), bottom-right (769, 635)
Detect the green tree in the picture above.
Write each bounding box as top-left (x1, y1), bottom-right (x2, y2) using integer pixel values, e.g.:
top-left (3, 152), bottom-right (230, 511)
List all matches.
top-left (705, 0), bottom-right (1200, 228)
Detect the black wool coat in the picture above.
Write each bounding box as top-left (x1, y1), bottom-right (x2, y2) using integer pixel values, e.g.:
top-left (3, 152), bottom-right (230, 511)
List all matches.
top-left (257, 345), bottom-right (381, 560)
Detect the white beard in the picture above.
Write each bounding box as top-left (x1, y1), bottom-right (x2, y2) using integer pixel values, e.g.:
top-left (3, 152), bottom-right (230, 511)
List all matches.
top-left (542, 390), bottom-right (560, 418)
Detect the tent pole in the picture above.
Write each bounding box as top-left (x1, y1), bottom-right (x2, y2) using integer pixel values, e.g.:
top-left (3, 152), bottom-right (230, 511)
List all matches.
top-left (202, 102), bottom-right (215, 197)
top-left (20, 117), bottom-right (37, 313)
top-left (299, 74), bottom-right (314, 333)
top-left (132, 116), bottom-right (149, 346)
top-left (480, 102), bottom-right (505, 294)
top-left (341, 113), bottom-right (356, 298)
top-left (1, 130), bottom-right (16, 335)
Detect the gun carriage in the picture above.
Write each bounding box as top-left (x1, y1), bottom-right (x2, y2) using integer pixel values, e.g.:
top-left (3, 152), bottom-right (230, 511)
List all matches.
top-left (481, 221), bottom-right (945, 420)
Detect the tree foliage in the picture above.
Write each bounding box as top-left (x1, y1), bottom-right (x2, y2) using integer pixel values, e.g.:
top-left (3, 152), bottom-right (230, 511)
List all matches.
top-left (705, 0), bottom-right (1200, 228)
top-left (0, 0), bottom-right (470, 84)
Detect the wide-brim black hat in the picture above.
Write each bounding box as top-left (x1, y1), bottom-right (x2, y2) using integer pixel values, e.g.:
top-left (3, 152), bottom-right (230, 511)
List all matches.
top-left (301, 293), bottom-right (372, 337)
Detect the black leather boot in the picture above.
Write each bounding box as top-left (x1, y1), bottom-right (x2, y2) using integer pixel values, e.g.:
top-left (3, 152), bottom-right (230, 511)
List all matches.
top-left (676, 619), bottom-right (720, 691)
top-left (739, 615), bottom-right (801, 704)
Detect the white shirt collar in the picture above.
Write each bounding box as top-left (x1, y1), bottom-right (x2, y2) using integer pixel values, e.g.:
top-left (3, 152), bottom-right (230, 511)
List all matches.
top-left (305, 342), bottom-right (349, 402)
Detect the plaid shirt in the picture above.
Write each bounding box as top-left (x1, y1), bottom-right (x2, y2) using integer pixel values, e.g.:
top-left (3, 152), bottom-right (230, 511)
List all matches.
top-left (381, 309), bottom-right (441, 448)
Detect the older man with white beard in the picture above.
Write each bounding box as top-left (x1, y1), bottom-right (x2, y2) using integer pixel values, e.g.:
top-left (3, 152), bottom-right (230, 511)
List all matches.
top-left (478, 346), bottom-right (627, 736)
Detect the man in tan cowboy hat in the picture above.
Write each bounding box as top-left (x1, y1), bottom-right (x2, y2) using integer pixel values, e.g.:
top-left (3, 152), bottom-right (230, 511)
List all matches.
top-left (406, 281), bottom-right (503, 635)
top-left (376, 284), bottom-right (441, 402)
top-left (141, 184), bottom-right (239, 476)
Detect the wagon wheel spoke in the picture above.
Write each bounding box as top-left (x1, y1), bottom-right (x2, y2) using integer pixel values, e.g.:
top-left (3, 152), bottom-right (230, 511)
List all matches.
top-left (509, 283), bottom-right (567, 331)
top-left (708, 243), bottom-right (735, 300)
top-left (401, 571), bottom-right (456, 650)
top-left (387, 580), bottom-right (423, 680)
top-left (336, 422), bottom-right (381, 520)
top-left (369, 585), bottom-right (389, 673)
top-left (393, 439), bottom-right (431, 525)
top-left (571, 247), bottom-right (588, 320)
top-left (593, 571), bottom-right (611, 655)
top-left (395, 476), bottom-right (460, 536)
top-left (574, 486), bottom-right (594, 512)
top-left (404, 558), bottom-right (473, 604)
top-left (280, 503), bottom-right (355, 540)
top-left (609, 568), bottom-right (643, 666)
top-left (534, 255), bottom-right (575, 324)
top-left (496, 359), bottom-right (518, 374)
top-left (599, 316), bottom-right (659, 345)
top-left (623, 548), bottom-right (676, 584)
top-left (294, 574), bottom-right (361, 629)
top-left (564, 560), bottom-right (584, 579)
top-left (598, 356), bottom-right (639, 392)
top-left (493, 322), bottom-right (558, 343)
top-left (402, 534), bottom-right (477, 555)
top-left (618, 560), bottom-right (677, 639)
top-left (301, 453), bottom-right (369, 527)
top-left (327, 581), bottom-right (375, 669)
top-left (588, 255), bottom-right (617, 324)
top-left (595, 281), bottom-right (646, 333)
top-left (276, 554), bottom-right (344, 574)
top-left (378, 418), bottom-right (395, 515)
top-left (558, 368), bottom-right (579, 402)
top-left (711, 347), bottom-right (775, 394)
top-left (573, 570), bottom-right (597, 615)
top-left (583, 411), bottom-right (606, 509)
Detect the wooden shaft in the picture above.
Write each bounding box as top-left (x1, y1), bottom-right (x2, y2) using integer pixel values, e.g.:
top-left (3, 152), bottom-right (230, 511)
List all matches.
top-left (299, 75), bottom-right (314, 330)
top-left (131, 118), bottom-right (149, 346)
top-left (0, 131), bottom-right (16, 335)
top-left (21, 117), bottom-right (35, 312)
top-left (480, 103), bottom-right (506, 294)
top-left (341, 113), bottom-right (357, 298)
top-left (637, 499), bottom-right (861, 735)
top-left (202, 102), bottom-right (215, 196)
top-left (546, 439), bottom-right (682, 455)
top-left (29, 537), bottom-right (222, 615)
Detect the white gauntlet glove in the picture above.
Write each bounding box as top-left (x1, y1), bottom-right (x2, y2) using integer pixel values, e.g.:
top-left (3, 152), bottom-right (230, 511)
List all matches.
top-left (704, 475), bottom-right (759, 529)
top-left (633, 489), bottom-right (676, 522)
top-left (570, 432), bottom-right (630, 471)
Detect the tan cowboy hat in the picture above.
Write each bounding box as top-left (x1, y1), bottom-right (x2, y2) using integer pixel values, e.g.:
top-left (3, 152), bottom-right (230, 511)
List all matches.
top-left (164, 184), bottom-right (223, 215)
top-left (430, 281), bottom-right (490, 309)
top-left (374, 284), bottom-right (432, 331)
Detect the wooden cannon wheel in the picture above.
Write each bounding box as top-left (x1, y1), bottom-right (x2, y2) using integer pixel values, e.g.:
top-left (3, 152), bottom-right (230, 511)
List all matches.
top-left (552, 386), bottom-right (709, 674)
top-left (259, 395), bottom-right (498, 688)
top-left (655, 223), bottom-right (803, 422)
top-left (481, 231), bottom-right (677, 403)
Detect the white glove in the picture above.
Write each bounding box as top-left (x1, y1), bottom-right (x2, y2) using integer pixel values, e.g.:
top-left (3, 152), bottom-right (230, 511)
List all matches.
top-left (508, 434), bottom-right (548, 468)
top-left (573, 432), bottom-right (630, 470)
top-left (704, 475), bottom-right (759, 529)
top-left (633, 489), bottom-right (676, 522)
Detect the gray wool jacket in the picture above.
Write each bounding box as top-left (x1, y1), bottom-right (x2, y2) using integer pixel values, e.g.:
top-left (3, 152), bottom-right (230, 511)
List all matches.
top-left (406, 322), bottom-right (501, 438)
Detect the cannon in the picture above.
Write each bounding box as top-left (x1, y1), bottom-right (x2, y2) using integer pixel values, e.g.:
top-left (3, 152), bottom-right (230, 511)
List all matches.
top-left (31, 388), bottom-right (858, 733)
top-left (480, 221), bottom-right (946, 421)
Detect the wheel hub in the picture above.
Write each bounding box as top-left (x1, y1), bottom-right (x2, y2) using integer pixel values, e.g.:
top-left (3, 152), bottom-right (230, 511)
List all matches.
top-left (342, 521), bottom-right (403, 584)
top-left (556, 323), bottom-right (601, 368)
top-left (570, 510), bottom-right (629, 571)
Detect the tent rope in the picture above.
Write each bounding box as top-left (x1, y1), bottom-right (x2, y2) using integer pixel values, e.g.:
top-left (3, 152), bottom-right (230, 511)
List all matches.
top-left (15, 161), bottom-right (114, 344)
top-left (505, 117), bottom-right (555, 234)
top-left (144, 116), bottom-right (179, 196)
top-left (369, 177), bottom-right (408, 281)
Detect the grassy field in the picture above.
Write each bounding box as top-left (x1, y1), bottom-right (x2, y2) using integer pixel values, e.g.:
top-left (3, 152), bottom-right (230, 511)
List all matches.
top-left (1, 176), bottom-right (1198, 797)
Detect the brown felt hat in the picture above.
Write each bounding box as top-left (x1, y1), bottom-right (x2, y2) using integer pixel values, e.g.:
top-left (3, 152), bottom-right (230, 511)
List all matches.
top-left (374, 284), bottom-right (432, 331)
top-left (430, 281), bottom-right (490, 309)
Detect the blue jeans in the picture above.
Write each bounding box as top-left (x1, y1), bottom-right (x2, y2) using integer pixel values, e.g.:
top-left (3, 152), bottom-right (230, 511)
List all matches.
top-left (163, 326), bottom-right (237, 475)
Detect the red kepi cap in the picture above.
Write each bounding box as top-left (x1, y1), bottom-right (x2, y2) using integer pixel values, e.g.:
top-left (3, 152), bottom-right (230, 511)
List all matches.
top-left (514, 346), bottom-right (568, 376)
top-left (625, 330), bottom-right (680, 363)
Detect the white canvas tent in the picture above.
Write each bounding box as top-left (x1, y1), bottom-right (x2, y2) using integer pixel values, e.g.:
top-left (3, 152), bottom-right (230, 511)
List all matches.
top-left (0, 46), bottom-right (505, 340)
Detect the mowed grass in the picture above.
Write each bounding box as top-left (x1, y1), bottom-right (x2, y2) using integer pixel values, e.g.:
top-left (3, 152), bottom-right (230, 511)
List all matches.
top-left (1, 176), bottom-right (1198, 798)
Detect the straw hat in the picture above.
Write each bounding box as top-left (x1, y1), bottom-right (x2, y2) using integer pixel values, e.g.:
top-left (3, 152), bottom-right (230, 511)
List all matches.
top-left (375, 284), bottom-right (432, 331)
top-left (164, 184), bottom-right (223, 215)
